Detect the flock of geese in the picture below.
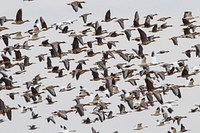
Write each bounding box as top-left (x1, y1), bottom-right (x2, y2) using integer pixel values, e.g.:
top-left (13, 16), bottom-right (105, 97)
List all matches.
top-left (1, 0), bottom-right (200, 133)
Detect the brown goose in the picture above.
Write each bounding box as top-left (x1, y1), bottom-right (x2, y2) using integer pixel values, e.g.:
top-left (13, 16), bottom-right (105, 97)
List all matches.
top-left (67, 1), bottom-right (86, 12)
top-left (183, 11), bottom-right (199, 20)
top-left (133, 123), bottom-right (148, 130)
top-left (157, 16), bottom-right (171, 22)
top-left (28, 33), bottom-right (45, 41)
top-left (12, 32), bottom-right (30, 40)
top-left (12, 8), bottom-right (29, 24)
top-left (101, 9), bottom-right (117, 22)
top-left (79, 13), bottom-right (92, 23)
top-left (40, 16), bottom-right (53, 31)
top-left (151, 107), bottom-right (161, 116)
top-left (132, 11), bottom-right (143, 27)
top-left (144, 15), bottom-right (154, 28)
top-left (0, 99), bottom-right (18, 120)
top-left (68, 36), bottom-right (87, 54)
top-left (115, 18), bottom-right (129, 29)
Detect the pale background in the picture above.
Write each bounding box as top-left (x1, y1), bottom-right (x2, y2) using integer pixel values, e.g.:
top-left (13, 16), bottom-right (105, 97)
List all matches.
top-left (0, 0), bottom-right (200, 133)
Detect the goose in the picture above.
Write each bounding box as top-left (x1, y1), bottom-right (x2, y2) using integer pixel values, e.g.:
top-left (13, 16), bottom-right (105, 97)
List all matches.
top-left (1, 34), bottom-right (10, 46)
top-left (52, 109), bottom-right (75, 120)
top-left (0, 99), bottom-right (18, 120)
top-left (157, 50), bottom-right (170, 54)
top-left (52, 20), bottom-right (77, 30)
top-left (40, 16), bottom-right (53, 31)
top-left (94, 36), bottom-right (106, 46)
top-left (12, 8), bottom-right (29, 24)
top-left (83, 40), bottom-right (96, 48)
top-left (137, 28), bottom-right (156, 45)
top-left (132, 11), bottom-right (143, 27)
top-left (106, 31), bottom-right (124, 38)
top-left (21, 40), bottom-right (34, 50)
top-left (6, 92), bottom-right (19, 100)
top-left (101, 9), bottom-right (117, 22)
top-left (117, 103), bottom-right (130, 115)
top-left (0, 16), bottom-right (13, 26)
top-left (70, 69), bottom-right (89, 80)
top-left (31, 111), bottom-right (41, 119)
top-left (156, 120), bottom-right (169, 126)
top-left (106, 111), bottom-right (115, 119)
top-left (77, 86), bottom-right (90, 98)
top-left (17, 104), bottom-right (34, 113)
top-left (151, 24), bottom-right (162, 32)
top-left (12, 32), bottom-right (30, 40)
top-left (169, 36), bottom-right (179, 45)
top-left (161, 108), bottom-right (174, 122)
top-left (157, 16), bottom-right (171, 22)
top-left (177, 64), bottom-right (198, 79)
top-left (125, 78), bottom-right (139, 86)
top-left (149, 51), bottom-right (164, 66)
top-left (1, 54), bottom-right (19, 68)
top-left (59, 58), bottom-right (75, 70)
top-left (122, 29), bottom-right (135, 41)
top-left (84, 49), bottom-right (101, 57)
top-left (91, 127), bottom-right (99, 133)
top-left (55, 69), bottom-right (67, 78)
top-left (133, 123), bottom-right (148, 130)
top-left (90, 67), bottom-right (103, 81)
top-left (183, 11), bottom-right (199, 20)
top-left (58, 125), bottom-right (76, 133)
top-left (46, 95), bottom-right (58, 104)
top-left (35, 53), bottom-right (48, 62)
top-left (102, 50), bottom-right (115, 60)
top-left (14, 50), bottom-right (24, 61)
top-left (170, 127), bottom-right (177, 133)
top-left (79, 13), bottom-right (92, 23)
top-left (94, 25), bottom-right (107, 36)
top-left (106, 41), bottom-right (118, 49)
top-left (79, 28), bottom-right (92, 35)
top-left (14, 62), bottom-right (26, 75)
top-left (144, 13), bottom-right (158, 19)
top-left (46, 116), bottom-right (56, 124)
top-left (82, 117), bottom-right (97, 124)
top-left (186, 78), bottom-right (199, 87)
top-left (58, 25), bottom-right (74, 34)
top-left (28, 125), bottom-right (38, 130)
top-left (59, 83), bottom-right (76, 92)
top-left (181, 18), bottom-right (196, 26)
top-left (144, 15), bottom-right (154, 28)
top-left (160, 22), bottom-right (173, 29)
top-left (42, 85), bottom-right (59, 97)
top-left (2, 46), bottom-right (15, 56)
top-left (52, 110), bottom-right (68, 120)
top-left (115, 18), bottom-right (129, 29)
top-left (91, 110), bottom-right (106, 122)
top-left (173, 115), bottom-right (187, 125)
top-left (191, 44), bottom-right (200, 57)
top-left (67, 1), bottom-right (86, 12)
top-left (179, 124), bottom-right (190, 132)
top-left (0, 26), bottom-right (8, 32)
top-left (151, 107), bottom-right (161, 116)
top-left (28, 33), bottom-right (45, 41)
top-left (68, 36), bottom-right (87, 54)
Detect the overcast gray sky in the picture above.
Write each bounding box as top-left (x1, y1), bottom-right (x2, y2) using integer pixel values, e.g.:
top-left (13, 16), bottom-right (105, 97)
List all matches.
top-left (1, 0), bottom-right (200, 133)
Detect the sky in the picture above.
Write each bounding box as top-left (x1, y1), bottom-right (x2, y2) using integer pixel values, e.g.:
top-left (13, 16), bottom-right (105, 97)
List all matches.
top-left (1, 0), bottom-right (200, 133)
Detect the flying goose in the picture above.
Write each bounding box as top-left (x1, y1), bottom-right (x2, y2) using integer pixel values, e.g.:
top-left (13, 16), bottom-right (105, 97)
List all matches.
top-left (133, 123), bottom-right (148, 130)
top-left (101, 9), bottom-right (117, 22)
top-left (79, 13), bottom-right (92, 23)
top-left (115, 18), bottom-right (129, 29)
top-left (12, 8), bottom-right (29, 24)
top-left (67, 1), bottom-right (86, 12)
